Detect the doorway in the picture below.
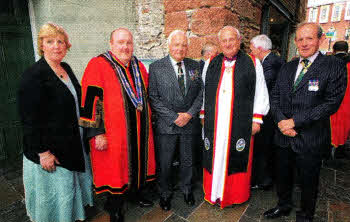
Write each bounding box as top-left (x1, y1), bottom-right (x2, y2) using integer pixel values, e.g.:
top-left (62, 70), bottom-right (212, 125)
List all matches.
top-left (0, 0), bottom-right (34, 160)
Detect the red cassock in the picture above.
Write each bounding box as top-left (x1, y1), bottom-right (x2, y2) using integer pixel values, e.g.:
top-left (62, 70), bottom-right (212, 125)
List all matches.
top-left (203, 139), bottom-right (255, 208)
top-left (202, 54), bottom-right (268, 209)
top-left (80, 55), bottom-right (156, 194)
top-left (330, 62), bottom-right (350, 147)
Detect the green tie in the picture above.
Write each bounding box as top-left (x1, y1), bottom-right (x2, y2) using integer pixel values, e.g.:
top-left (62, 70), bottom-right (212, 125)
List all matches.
top-left (294, 59), bottom-right (310, 91)
top-left (177, 62), bottom-right (185, 95)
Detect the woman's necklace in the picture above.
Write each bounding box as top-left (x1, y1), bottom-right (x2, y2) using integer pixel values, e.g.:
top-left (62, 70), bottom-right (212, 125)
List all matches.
top-left (53, 66), bottom-right (67, 79)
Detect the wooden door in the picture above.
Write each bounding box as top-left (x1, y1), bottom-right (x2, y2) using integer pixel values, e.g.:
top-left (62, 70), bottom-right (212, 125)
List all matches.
top-left (0, 0), bottom-right (34, 160)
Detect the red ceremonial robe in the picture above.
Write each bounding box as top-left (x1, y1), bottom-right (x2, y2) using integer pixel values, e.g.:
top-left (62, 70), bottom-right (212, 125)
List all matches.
top-left (80, 54), bottom-right (156, 194)
top-left (330, 62), bottom-right (350, 147)
top-left (203, 140), bottom-right (255, 208)
top-left (203, 54), bottom-right (259, 208)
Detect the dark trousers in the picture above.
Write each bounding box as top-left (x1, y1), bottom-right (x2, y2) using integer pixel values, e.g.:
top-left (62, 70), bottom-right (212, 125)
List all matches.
top-left (252, 115), bottom-right (275, 186)
top-left (275, 146), bottom-right (322, 218)
top-left (104, 194), bottom-right (124, 215)
top-left (157, 134), bottom-right (194, 199)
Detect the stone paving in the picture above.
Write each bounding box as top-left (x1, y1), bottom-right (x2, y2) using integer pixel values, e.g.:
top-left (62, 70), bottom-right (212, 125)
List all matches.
top-left (0, 142), bottom-right (349, 222)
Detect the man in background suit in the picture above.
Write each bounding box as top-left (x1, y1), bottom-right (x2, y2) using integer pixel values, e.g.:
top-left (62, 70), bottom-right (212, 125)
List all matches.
top-left (330, 41), bottom-right (350, 159)
top-left (199, 42), bottom-right (218, 73)
top-left (249, 34), bottom-right (284, 190)
top-left (149, 30), bottom-right (203, 211)
top-left (264, 23), bottom-right (347, 221)
top-left (333, 40), bottom-right (350, 63)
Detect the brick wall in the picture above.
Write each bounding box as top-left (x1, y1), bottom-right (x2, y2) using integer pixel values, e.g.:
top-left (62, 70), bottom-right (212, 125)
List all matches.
top-left (306, 3), bottom-right (350, 53)
top-left (134, 0), bottom-right (307, 60)
top-left (163, 0), bottom-right (264, 59)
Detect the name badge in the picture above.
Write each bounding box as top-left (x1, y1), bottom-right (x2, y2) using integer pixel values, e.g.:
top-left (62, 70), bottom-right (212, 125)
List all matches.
top-left (308, 79), bottom-right (319, 91)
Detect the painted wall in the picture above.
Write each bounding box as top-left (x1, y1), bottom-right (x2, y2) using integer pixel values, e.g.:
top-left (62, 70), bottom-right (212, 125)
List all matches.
top-left (29, 0), bottom-right (137, 80)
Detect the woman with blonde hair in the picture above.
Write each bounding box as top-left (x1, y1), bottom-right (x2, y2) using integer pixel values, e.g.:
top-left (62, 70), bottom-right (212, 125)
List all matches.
top-left (18, 22), bottom-right (93, 222)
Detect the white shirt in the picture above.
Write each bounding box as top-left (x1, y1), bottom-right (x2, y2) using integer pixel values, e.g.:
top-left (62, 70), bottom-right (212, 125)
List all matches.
top-left (169, 56), bottom-right (187, 89)
top-left (294, 51), bottom-right (319, 82)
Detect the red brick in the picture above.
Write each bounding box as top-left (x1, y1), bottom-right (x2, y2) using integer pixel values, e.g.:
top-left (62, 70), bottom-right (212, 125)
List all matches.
top-left (199, 0), bottom-right (231, 8)
top-left (191, 8), bottom-right (239, 36)
top-left (233, 1), bottom-right (258, 21)
top-left (255, 8), bottom-right (262, 25)
top-left (164, 0), bottom-right (200, 13)
top-left (164, 11), bottom-right (189, 37)
top-left (187, 37), bottom-right (203, 58)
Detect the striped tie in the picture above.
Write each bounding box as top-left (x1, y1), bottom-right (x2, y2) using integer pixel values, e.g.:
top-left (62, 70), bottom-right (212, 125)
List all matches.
top-left (177, 62), bottom-right (185, 95)
top-left (294, 59), bottom-right (310, 91)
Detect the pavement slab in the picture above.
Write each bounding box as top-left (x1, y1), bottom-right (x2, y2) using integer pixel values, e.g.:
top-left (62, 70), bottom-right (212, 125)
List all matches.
top-left (138, 206), bottom-right (173, 222)
top-left (187, 201), bottom-right (248, 222)
top-left (87, 211), bottom-right (110, 222)
top-left (1, 144), bottom-right (350, 222)
top-left (328, 201), bottom-right (350, 222)
top-left (0, 176), bottom-right (22, 210)
top-left (0, 200), bottom-right (30, 222)
top-left (164, 214), bottom-right (187, 222)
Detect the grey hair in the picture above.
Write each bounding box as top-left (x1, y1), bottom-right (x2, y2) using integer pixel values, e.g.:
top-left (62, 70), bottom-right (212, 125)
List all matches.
top-left (167, 30), bottom-right (188, 46)
top-left (201, 42), bottom-right (218, 56)
top-left (217, 26), bottom-right (241, 40)
top-left (250, 34), bottom-right (272, 50)
top-left (296, 22), bottom-right (323, 39)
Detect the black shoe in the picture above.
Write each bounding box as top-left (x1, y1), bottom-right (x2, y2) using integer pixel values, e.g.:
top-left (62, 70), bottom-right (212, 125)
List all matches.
top-left (110, 211), bottom-right (124, 222)
top-left (159, 197), bottom-right (171, 211)
top-left (251, 184), bottom-right (272, 190)
top-left (263, 207), bottom-right (291, 219)
top-left (138, 197), bottom-right (154, 208)
top-left (184, 193), bottom-right (195, 206)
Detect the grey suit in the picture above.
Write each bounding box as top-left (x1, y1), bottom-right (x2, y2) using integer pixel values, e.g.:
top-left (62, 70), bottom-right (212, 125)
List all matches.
top-left (149, 55), bottom-right (203, 198)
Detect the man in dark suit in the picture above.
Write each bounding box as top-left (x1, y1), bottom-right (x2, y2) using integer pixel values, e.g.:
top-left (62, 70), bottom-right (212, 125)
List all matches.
top-left (263, 23), bottom-right (347, 222)
top-left (149, 30), bottom-right (203, 211)
top-left (249, 34), bottom-right (284, 190)
top-left (333, 40), bottom-right (350, 63)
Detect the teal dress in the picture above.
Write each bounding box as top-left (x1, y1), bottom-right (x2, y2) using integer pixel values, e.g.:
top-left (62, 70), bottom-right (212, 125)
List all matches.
top-left (23, 76), bottom-right (93, 222)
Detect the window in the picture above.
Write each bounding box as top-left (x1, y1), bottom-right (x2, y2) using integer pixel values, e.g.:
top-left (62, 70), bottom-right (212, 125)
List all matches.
top-left (331, 3), bottom-right (343, 22)
top-left (308, 7), bottom-right (318, 23)
top-left (319, 5), bottom-right (330, 23)
top-left (344, 2), bottom-right (350, 20)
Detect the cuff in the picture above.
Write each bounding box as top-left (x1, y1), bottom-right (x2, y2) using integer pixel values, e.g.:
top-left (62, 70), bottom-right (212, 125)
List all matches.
top-left (199, 110), bottom-right (205, 119)
top-left (253, 114), bottom-right (263, 124)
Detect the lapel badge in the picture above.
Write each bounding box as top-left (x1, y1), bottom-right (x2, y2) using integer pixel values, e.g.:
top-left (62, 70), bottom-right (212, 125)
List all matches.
top-left (189, 70), bottom-right (199, 81)
top-left (236, 138), bottom-right (246, 152)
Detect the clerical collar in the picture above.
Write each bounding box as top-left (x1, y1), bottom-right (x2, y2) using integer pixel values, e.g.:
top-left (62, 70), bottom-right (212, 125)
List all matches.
top-left (224, 55), bottom-right (237, 62)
